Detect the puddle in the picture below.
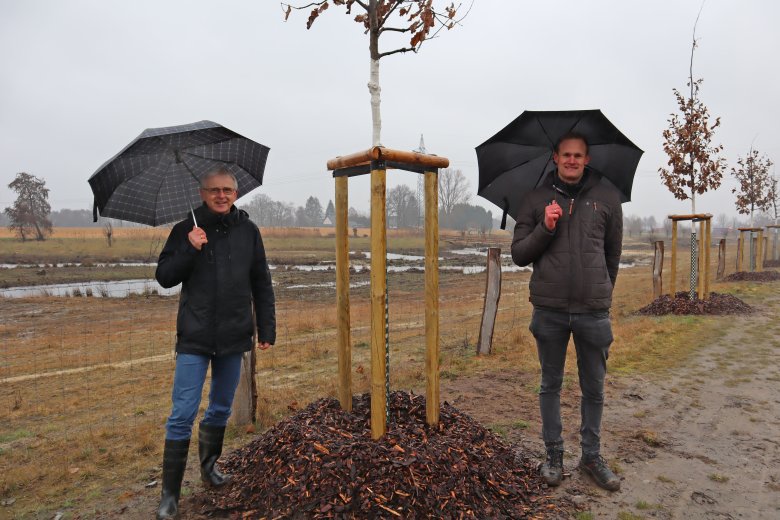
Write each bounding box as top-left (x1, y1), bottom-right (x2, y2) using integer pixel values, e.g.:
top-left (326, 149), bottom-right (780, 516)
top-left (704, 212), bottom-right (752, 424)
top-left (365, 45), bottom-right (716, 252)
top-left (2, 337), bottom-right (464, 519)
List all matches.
top-left (0, 279), bottom-right (179, 298)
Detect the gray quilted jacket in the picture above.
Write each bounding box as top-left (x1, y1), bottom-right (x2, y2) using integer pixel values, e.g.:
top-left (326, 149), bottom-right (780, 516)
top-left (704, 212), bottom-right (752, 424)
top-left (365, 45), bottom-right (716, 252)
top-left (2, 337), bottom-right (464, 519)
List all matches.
top-left (511, 170), bottom-right (623, 312)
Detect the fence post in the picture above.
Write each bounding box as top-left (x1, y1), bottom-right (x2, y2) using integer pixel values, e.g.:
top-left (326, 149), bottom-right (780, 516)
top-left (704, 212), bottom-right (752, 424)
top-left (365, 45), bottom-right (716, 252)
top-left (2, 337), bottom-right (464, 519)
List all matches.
top-left (229, 350), bottom-right (255, 426)
top-left (652, 241), bottom-right (664, 299)
top-left (717, 239), bottom-right (726, 280)
top-left (477, 248), bottom-right (502, 355)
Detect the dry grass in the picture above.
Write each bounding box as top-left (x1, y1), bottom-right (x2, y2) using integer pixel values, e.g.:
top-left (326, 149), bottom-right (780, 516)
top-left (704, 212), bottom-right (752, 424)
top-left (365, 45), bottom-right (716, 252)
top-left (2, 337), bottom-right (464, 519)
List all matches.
top-left (0, 231), bottom-right (774, 517)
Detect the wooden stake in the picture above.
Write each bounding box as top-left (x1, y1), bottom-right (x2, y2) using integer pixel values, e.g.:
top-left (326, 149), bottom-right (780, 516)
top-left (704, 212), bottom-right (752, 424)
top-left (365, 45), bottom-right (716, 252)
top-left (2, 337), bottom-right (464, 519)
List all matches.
top-left (697, 220), bottom-right (705, 300)
top-left (670, 220), bottom-right (677, 296)
top-left (335, 176), bottom-right (352, 412)
top-left (370, 166), bottom-right (387, 439)
top-left (371, 165), bottom-right (387, 439)
top-left (737, 232), bottom-right (744, 272)
top-left (757, 230), bottom-right (764, 272)
top-left (424, 170), bottom-right (440, 427)
top-left (704, 218), bottom-right (711, 298)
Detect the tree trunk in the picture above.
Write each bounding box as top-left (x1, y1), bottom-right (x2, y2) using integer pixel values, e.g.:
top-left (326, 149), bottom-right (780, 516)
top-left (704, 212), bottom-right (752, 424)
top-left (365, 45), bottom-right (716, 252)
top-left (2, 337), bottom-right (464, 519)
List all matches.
top-left (368, 1), bottom-right (382, 147)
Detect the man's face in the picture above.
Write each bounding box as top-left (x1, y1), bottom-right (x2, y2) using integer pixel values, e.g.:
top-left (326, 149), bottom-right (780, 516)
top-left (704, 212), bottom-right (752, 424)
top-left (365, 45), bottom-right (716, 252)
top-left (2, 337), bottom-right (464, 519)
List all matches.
top-left (553, 138), bottom-right (590, 184)
top-left (200, 174), bottom-right (238, 215)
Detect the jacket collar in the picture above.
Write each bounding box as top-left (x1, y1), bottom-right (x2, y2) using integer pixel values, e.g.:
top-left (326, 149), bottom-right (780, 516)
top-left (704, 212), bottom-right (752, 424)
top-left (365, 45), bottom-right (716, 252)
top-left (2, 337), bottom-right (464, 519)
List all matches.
top-left (543, 167), bottom-right (601, 197)
top-left (192, 203), bottom-right (242, 227)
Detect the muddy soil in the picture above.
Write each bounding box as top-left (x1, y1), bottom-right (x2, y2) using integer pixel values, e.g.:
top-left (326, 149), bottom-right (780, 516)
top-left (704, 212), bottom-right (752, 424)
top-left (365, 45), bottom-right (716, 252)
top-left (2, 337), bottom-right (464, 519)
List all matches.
top-left (442, 304), bottom-right (780, 519)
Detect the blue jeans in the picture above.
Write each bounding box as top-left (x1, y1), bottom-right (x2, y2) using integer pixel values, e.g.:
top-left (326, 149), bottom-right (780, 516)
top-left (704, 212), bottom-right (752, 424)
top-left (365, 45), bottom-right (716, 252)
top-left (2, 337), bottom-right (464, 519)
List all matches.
top-left (165, 353), bottom-right (243, 441)
top-left (529, 308), bottom-right (613, 457)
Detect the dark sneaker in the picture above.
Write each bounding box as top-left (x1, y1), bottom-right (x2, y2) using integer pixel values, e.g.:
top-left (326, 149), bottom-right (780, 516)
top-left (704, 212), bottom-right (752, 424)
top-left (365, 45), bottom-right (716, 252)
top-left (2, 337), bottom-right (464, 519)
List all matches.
top-left (540, 447), bottom-right (564, 486)
top-left (579, 454), bottom-right (621, 491)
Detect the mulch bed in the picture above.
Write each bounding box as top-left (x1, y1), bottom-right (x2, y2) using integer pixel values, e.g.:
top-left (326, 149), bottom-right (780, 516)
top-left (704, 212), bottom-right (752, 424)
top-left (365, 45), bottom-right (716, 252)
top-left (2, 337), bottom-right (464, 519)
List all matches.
top-left (190, 391), bottom-right (561, 519)
top-left (637, 292), bottom-right (754, 316)
top-left (722, 270), bottom-right (780, 282)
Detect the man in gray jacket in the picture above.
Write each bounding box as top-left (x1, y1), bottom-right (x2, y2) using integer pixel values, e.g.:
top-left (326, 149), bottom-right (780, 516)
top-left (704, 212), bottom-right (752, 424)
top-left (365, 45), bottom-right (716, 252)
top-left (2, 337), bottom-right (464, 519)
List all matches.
top-left (511, 131), bottom-right (622, 491)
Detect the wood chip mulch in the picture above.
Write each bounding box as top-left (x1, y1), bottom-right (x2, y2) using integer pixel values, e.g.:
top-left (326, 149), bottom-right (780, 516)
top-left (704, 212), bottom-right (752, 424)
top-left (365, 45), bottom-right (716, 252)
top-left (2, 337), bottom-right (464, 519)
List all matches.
top-left (637, 291), bottom-right (754, 316)
top-left (721, 270), bottom-right (780, 282)
top-left (191, 391), bottom-right (562, 519)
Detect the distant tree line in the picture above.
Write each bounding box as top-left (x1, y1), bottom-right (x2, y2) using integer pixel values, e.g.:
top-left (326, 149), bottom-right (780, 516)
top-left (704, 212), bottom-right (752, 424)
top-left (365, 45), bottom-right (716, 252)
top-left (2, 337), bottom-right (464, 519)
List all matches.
top-left (622, 212), bottom-right (775, 240)
top-left (7, 164), bottom-right (775, 242)
top-left (238, 169), bottom-right (492, 233)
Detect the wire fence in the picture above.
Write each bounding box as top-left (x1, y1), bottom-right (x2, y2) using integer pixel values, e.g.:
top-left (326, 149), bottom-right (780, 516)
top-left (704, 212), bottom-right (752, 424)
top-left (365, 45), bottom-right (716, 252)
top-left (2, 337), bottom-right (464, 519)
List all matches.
top-left (0, 246), bottom-right (540, 515)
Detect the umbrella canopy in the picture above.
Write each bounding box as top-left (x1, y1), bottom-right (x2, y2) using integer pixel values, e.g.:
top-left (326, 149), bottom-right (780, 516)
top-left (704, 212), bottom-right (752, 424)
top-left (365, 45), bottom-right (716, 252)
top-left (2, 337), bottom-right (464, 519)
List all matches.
top-left (88, 120), bottom-right (269, 226)
top-left (476, 110), bottom-right (643, 228)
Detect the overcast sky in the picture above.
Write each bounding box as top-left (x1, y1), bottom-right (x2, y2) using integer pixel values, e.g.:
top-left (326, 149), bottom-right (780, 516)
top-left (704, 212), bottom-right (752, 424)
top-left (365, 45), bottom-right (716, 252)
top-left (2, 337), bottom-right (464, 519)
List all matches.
top-left (1, 0), bottom-right (778, 224)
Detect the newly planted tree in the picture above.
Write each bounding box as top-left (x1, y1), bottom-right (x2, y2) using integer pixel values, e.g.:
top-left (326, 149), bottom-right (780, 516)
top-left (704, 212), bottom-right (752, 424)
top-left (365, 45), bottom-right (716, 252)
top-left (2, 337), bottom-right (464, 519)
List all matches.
top-left (731, 148), bottom-right (773, 226)
top-left (659, 8), bottom-right (725, 214)
top-left (4, 172), bottom-right (53, 241)
top-left (658, 7), bottom-right (725, 298)
top-left (283, 0), bottom-right (466, 146)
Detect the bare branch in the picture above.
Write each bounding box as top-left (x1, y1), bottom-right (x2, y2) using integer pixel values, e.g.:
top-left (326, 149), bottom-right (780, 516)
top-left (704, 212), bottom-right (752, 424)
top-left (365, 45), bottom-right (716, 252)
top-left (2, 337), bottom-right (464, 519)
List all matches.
top-left (379, 26), bottom-right (412, 33)
top-left (281, 1), bottom-right (328, 13)
top-left (377, 46), bottom-right (417, 58)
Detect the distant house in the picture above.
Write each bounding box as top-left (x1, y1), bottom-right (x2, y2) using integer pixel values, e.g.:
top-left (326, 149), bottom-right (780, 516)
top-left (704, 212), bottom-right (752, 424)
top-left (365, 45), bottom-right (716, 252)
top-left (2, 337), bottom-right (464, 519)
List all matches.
top-left (322, 216), bottom-right (333, 227)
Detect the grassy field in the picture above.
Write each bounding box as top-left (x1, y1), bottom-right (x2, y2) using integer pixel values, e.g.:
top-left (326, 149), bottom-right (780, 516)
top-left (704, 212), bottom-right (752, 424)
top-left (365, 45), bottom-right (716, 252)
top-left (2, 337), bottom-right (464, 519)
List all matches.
top-left (0, 227), bottom-right (768, 518)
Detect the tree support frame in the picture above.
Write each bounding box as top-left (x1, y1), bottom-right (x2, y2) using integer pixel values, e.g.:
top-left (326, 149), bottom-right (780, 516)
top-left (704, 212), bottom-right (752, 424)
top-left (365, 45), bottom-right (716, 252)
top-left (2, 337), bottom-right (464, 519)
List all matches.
top-left (328, 147), bottom-right (449, 439)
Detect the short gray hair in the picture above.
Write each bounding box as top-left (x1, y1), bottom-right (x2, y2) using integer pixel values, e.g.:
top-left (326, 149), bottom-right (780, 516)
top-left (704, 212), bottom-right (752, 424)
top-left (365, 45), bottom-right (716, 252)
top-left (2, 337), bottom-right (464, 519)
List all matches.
top-left (201, 168), bottom-right (238, 190)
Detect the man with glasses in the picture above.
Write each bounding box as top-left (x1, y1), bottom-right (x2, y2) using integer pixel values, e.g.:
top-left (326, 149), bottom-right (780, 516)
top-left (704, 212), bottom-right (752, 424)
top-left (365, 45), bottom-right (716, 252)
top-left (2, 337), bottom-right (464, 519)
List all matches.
top-left (511, 132), bottom-right (622, 492)
top-left (154, 168), bottom-right (276, 519)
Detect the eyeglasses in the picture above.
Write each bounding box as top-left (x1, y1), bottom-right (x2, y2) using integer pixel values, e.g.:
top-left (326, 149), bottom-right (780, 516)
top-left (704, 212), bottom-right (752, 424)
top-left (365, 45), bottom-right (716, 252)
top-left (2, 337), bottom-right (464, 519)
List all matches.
top-left (201, 187), bottom-right (236, 195)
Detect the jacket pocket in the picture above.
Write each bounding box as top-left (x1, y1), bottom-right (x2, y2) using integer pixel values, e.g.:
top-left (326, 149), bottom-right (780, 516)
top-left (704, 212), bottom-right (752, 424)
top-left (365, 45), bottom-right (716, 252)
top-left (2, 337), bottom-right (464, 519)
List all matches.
top-left (583, 200), bottom-right (607, 238)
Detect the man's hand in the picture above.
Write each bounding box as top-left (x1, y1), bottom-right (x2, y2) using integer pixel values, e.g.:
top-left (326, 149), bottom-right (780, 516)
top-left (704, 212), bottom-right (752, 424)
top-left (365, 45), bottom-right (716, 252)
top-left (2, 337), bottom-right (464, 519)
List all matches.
top-left (188, 226), bottom-right (208, 251)
top-left (257, 341), bottom-right (272, 351)
top-left (544, 200), bottom-right (563, 231)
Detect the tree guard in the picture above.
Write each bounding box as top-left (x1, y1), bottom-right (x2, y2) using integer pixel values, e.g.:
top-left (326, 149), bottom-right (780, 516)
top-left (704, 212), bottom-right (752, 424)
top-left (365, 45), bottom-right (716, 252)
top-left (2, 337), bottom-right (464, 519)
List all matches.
top-left (328, 146), bottom-right (449, 439)
top-left (667, 214), bottom-right (712, 300)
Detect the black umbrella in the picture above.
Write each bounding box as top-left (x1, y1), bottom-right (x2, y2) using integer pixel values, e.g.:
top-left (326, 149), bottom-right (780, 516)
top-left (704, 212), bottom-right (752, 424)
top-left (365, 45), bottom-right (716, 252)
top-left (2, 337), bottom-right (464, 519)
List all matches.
top-left (476, 109), bottom-right (643, 228)
top-left (88, 120), bottom-right (269, 226)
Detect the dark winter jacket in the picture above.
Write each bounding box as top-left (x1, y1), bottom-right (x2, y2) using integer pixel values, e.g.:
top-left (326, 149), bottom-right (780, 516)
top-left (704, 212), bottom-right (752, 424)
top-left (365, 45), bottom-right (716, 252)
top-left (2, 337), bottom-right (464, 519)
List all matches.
top-left (511, 169), bottom-right (623, 312)
top-left (156, 204), bottom-right (276, 356)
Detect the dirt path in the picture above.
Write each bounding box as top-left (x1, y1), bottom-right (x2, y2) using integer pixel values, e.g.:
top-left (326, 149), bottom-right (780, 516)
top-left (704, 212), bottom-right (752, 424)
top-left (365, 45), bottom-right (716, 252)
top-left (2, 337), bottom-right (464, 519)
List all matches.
top-left (442, 306), bottom-right (780, 519)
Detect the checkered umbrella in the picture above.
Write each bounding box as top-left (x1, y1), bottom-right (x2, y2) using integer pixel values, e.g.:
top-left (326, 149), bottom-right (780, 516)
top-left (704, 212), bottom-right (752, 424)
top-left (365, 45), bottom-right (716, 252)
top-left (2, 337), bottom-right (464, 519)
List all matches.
top-left (88, 120), bottom-right (270, 226)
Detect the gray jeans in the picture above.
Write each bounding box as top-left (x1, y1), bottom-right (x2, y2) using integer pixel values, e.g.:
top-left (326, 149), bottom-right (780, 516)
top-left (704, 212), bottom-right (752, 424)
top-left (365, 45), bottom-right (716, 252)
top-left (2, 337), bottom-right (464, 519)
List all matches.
top-left (529, 307), bottom-right (613, 457)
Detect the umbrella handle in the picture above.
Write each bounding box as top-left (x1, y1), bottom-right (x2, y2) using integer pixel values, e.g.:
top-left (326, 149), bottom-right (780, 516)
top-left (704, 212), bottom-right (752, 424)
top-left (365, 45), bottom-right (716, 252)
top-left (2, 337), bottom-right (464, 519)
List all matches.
top-left (190, 204), bottom-right (198, 228)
